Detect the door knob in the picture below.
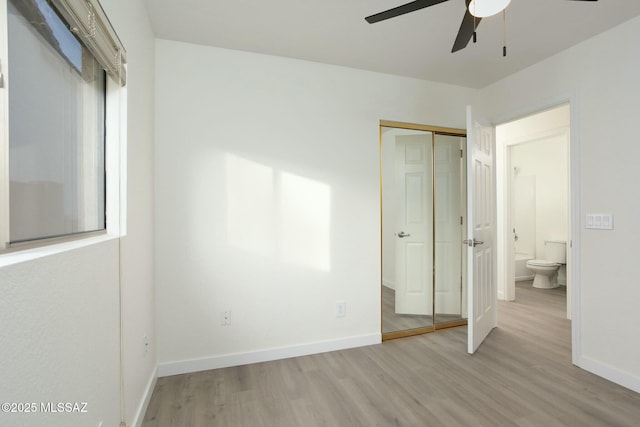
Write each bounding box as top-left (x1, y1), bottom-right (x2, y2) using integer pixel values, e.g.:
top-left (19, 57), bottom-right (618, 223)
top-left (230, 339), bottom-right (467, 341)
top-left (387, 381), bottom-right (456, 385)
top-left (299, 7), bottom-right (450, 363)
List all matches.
top-left (397, 231), bottom-right (411, 238)
top-left (463, 238), bottom-right (484, 247)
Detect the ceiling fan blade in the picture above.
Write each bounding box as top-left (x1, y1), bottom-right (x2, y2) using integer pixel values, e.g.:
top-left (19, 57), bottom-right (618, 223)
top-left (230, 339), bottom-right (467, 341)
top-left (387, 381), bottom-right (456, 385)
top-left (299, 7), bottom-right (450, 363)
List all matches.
top-left (451, 4), bottom-right (480, 53)
top-left (365, 0), bottom-right (450, 24)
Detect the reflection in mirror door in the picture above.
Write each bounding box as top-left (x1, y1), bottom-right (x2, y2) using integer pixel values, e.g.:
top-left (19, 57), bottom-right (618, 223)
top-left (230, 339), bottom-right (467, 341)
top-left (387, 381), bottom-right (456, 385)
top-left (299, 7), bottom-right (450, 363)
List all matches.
top-left (381, 128), bottom-right (434, 334)
top-left (381, 122), bottom-right (467, 340)
top-left (434, 134), bottom-right (467, 325)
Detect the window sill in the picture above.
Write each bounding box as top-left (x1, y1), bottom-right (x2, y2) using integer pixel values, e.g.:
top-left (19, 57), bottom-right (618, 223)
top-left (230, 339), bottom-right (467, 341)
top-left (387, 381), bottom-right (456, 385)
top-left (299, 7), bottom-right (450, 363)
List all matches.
top-left (0, 233), bottom-right (119, 268)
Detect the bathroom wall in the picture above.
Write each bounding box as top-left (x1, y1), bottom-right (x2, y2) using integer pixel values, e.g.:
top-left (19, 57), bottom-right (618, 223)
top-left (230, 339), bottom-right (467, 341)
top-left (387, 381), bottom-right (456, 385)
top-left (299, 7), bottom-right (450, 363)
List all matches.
top-left (512, 174), bottom-right (536, 257)
top-left (510, 134), bottom-right (569, 259)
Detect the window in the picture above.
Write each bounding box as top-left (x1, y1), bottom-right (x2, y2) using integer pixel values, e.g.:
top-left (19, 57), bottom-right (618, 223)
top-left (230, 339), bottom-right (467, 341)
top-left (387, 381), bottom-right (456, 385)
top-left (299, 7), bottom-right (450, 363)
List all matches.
top-left (1, 0), bottom-right (126, 249)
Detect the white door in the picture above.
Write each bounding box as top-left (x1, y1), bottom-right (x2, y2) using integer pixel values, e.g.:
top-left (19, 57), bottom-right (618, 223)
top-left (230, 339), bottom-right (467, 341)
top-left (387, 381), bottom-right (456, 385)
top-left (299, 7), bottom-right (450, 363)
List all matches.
top-left (466, 105), bottom-right (497, 354)
top-left (395, 135), bottom-right (433, 316)
top-left (434, 136), bottom-right (463, 315)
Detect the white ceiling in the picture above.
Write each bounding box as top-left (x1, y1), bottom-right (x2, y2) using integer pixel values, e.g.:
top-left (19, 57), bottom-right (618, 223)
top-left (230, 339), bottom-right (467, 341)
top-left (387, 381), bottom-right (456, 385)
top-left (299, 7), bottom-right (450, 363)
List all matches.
top-left (144, 0), bottom-right (640, 88)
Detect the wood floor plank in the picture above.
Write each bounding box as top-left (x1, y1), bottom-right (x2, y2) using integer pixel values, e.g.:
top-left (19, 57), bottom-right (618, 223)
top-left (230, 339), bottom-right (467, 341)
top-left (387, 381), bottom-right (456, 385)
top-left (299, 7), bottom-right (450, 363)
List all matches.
top-left (143, 281), bottom-right (640, 427)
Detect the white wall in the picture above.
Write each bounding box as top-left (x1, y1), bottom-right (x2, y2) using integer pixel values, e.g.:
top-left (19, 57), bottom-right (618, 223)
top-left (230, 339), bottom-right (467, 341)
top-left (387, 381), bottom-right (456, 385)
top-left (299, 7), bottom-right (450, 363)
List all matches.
top-left (510, 135), bottom-right (568, 258)
top-left (100, 0), bottom-right (157, 425)
top-left (154, 39), bottom-right (474, 374)
top-left (478, 15), bottom-right (640, 391)
top-left (0, 1), bottom-right (156, 426)
top-left (0, 241), bottom-right (121, 427)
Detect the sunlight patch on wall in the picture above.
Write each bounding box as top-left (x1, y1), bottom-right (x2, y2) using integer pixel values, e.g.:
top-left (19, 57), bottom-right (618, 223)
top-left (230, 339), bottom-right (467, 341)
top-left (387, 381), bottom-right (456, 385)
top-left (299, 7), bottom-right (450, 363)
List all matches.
top-left (280, 172), bottom-right (331, 271)
top-left (225, 154), bottom-right (276, 258)
top-left (225, 154), bottom-right (331, 272)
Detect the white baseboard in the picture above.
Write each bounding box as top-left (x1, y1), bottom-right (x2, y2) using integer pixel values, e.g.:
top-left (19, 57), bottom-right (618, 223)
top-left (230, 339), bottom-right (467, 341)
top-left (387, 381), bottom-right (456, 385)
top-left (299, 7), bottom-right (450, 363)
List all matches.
top-left (131, 365), bottom-right (158, 427)
top-left (158, 333), bottom-right (381, 377)
top-left (577, 355), bottom-right (640, 394)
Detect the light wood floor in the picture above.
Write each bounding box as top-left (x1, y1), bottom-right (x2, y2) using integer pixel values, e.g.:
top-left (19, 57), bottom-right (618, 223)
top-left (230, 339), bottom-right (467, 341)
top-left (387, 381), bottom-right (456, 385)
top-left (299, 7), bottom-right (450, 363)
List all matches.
top-left (143, 282), bottom-right (640, 426)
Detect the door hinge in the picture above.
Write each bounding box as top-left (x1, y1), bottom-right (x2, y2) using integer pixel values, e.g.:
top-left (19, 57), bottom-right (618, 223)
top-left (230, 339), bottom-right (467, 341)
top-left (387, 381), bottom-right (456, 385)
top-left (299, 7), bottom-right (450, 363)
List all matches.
top-left (460, 216), bottom-right (463, 225)
top-left (460, 149), bottom-right (463, 158)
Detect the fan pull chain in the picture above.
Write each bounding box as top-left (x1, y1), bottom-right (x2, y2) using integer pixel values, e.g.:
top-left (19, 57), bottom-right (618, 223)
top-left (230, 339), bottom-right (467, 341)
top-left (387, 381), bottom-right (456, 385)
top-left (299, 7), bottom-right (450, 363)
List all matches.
top-left (471, 1), bottom-right (476, 43)
top-left (502, 9), bottom-right (507, 56)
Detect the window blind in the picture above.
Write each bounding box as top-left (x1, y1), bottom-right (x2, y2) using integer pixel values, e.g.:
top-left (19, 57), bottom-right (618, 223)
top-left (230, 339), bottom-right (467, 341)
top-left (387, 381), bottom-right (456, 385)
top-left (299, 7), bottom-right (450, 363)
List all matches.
top-left (49, 0), bottom-right (127, 85)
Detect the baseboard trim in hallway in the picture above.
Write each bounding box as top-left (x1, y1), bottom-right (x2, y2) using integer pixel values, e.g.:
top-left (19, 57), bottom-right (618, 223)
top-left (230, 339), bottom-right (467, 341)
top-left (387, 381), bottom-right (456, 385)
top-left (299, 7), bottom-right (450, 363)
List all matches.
top-left (157, 333), bottom-right (381, 377)
top-left (578, 355), bottom-right (640, 394)
top-left (132, 366), bottom-right (158, 427)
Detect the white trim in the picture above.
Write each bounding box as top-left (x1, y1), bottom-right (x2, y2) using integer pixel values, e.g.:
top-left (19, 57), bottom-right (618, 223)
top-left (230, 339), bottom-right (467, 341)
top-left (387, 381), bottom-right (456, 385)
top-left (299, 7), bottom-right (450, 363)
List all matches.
top-left (157, 333), bottom-right (381, 377)
top-left (568, 98), bottom-right (581, 364)
top-left (496, 127), bottom-right (512, 301)
top-left (0, 234), bottom-right (118, 268)
top-left (577, 355), bottom-right (640, 394)
top-left (105, 75), bottom-right (127, 237)
top-left (131, 366), bottom-right (158, 427)
top-left (0, 0), bottom-right (9, 251)
top-left (500, 125), bottom-right (570, 147)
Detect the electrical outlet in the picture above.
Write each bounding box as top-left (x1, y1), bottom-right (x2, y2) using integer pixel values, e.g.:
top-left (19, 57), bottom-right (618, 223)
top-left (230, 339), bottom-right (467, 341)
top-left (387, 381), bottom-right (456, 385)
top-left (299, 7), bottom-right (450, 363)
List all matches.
top-left (336, 301), bottom-right (346, 318)
top-left (221, 310), bottom-right (231, 326)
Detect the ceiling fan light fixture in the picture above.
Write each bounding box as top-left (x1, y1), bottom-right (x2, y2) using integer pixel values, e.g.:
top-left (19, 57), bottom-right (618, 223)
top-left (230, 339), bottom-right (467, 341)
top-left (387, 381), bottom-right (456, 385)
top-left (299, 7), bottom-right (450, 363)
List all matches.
top-left (468, 0), bottom-right (511, 18)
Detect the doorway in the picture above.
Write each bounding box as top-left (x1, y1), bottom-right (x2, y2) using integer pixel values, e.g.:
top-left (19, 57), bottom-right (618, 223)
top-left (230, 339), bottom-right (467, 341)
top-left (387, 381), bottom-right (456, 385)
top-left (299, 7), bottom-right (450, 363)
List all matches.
top-left (380, 120), bottom-right (468, 340)
top-left (496, 104), bottom-right (571, 317)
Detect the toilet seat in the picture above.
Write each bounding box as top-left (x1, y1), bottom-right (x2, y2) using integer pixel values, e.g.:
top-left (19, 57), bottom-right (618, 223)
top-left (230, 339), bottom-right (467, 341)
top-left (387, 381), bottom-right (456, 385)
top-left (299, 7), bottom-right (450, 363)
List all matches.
top-left (527, 259), bottom-right (557, 267)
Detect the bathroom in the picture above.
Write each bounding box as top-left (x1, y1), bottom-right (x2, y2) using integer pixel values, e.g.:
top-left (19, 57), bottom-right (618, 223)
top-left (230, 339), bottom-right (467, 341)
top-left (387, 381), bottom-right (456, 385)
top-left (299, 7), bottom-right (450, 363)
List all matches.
top-left (496, 104), bottom-right (570, 311)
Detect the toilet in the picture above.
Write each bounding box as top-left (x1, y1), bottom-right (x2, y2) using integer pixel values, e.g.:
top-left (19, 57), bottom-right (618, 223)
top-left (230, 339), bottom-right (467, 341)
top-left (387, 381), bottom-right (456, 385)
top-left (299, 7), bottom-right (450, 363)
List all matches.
top-left (526, 241), bottom-right (566, 289)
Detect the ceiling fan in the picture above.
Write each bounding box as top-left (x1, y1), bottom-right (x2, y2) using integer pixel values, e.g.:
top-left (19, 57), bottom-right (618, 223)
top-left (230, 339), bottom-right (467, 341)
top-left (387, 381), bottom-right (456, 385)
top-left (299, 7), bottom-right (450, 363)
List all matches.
top-left (365, 0), bottom-right (598, 54)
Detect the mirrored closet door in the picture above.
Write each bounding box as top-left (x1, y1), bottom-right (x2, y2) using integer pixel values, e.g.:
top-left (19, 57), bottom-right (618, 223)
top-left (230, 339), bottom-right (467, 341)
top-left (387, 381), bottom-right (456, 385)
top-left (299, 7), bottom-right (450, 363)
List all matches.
top-left (380, 121), bottom-right (468, 340)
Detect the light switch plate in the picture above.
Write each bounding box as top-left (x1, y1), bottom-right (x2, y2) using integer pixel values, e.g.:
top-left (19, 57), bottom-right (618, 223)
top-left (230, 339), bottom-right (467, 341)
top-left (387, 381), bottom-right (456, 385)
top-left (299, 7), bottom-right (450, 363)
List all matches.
top-left (586, 213), bottom-right (613, 230)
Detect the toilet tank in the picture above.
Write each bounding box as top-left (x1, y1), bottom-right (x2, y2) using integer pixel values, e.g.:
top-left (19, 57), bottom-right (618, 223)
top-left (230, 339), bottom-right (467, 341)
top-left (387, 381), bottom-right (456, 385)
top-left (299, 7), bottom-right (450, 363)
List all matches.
top-left (545, 240), bottom-right (567, 263)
